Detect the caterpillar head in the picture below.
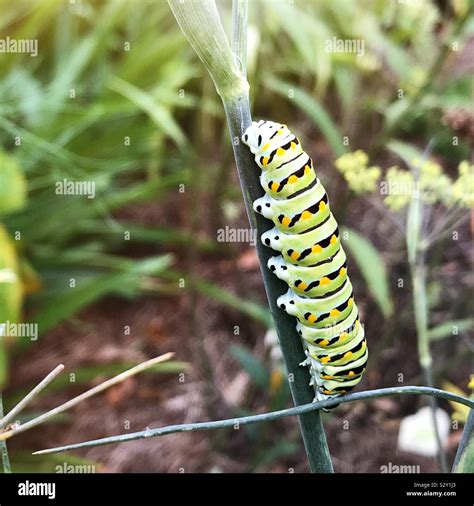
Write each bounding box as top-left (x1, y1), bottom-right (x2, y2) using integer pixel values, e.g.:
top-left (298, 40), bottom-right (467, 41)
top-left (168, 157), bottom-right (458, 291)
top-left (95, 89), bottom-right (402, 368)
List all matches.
top-left (276, 290), bottom-right (297, 316)
top-left (267, 256), bottom-right (289, 283)
top-left (242, 120), bottom-right (288, 154)
top-left (261, 228), bottom-right (283, 251)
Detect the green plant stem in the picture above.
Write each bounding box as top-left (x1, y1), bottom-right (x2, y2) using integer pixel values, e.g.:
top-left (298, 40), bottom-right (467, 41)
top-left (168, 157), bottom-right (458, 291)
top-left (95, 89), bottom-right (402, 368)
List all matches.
top-left (32, 386), bottom-right (474, 456)
top-left (0, 394), bottom-right (11, 473)
top-left (410, 259), bottom-right (448, 472)
top-left (231, 0), bottom-right (248, 77)
top-left (452, 407), bottom-right (474, 473)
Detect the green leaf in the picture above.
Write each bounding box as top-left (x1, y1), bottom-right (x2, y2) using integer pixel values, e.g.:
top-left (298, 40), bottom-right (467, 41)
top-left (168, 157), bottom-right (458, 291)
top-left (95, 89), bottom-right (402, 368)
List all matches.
top-left (427, 319), bottom-right (474, 341)
top-left (32, 255), bottom-right (173, 334)
top-left (267, 77), bottom-right (347, 157)
top-left (229, 345), bottom-right (270, 391)
top-left (108, 77), bottom-right (187, 148)
top-left (387, 140), bottom-right (424, 169)
top-left (343, 227), bottom-right (394, 318)
top-left (188, 277), bottom-right (272, 328)
top-left (0, 151), bottom-right (27, 215)
top-left (252, 441), bottom-right (299, 471)
top-left (0, 225), bottom-right (22, 325)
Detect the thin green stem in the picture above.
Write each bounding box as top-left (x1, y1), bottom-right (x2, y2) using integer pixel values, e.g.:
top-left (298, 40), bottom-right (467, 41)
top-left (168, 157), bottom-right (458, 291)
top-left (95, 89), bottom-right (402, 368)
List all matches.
top-left (167, 0), bottom-right (249, 101)
top-left (452, 408), bottom-right (474, 473)
top-left (231, 0), bottom-right (248, 78)
top-left (409, 233), bottom-right (448, 472)
top-left (32, 386), bottom-right (474, 456)
top-left (0, 394), bottom-right (11, 473)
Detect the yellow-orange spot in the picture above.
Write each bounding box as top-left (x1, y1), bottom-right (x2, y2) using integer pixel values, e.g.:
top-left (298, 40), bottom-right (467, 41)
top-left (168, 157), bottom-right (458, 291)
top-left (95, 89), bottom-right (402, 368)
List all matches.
top-left (329, 309), bottom-right (340, 317)
top-left (312, 244), bottom-right (323, 254)
top-left (320, 356), bottom-right (331, 363)
top-left (271, 182), bottom-right (280, 192)
top-left (348, 297), bottom-right (354, 307)
top-left (320, 276), bottom-right (331, 286)
top-left (290, 141), bottom-right (297, 150)
top-left (282, 216), bottom-right (291, 227)
top-left (330, 235), bottom-right (337, 245)
top-left (323, 389), bottom-right (334, 394)
top-left (290, 251), bottom-right (300, 261)
top-left (278, 129), bottom-right (284, 135)
top-left (304, 165), bottom-right (311, 175)
top-left (301, 210), bottom-right (313, 220)
top-left (262, 157), bottom-right (270, 166)
top-left (348, 371), bottom-right (355, 377)
top-left (288, 175), bottom-right (299, 184)
top-left (339, 332), bottom-right (348, 342)
top-left (319, 339), bottom-right (329, 347)
top-left (307, 314), bottom-right (317, 324)
top-left (276, 147), bottom-right (286, 156)
top-left (297, 282), bottom-right (308, 291)
top-left (261, 143), bottom-right (270, 151)
top-left (319, 201), bottom-right (327, 211)
top-left (339, 267), bottom-right (347, 276)
top-left (322, 374), bottom-right (333, 380)
top-left (343, 351), bottom-right (353, 359)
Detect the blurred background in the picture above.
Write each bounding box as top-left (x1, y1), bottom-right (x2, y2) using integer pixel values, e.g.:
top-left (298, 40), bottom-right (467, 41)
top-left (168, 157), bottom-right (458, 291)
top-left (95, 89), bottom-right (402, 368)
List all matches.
top-left (0, 0), bottom-right (472, 473)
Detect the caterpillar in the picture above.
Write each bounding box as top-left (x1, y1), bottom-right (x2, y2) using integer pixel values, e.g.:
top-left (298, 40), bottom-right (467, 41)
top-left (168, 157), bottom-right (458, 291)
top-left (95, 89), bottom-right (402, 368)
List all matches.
top-left (242, 120), bottom-right (368, 409)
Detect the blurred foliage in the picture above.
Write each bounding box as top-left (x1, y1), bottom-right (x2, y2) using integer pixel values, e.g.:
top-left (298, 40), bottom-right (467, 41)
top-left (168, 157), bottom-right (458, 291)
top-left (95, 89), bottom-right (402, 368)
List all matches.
top-left (343, 227), bottom-right (394, 318)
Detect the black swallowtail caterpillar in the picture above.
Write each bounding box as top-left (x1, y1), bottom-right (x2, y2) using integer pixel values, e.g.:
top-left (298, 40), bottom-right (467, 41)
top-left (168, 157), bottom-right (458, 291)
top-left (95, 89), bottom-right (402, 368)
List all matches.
top-left (242, 120), bottom-right (368, 409)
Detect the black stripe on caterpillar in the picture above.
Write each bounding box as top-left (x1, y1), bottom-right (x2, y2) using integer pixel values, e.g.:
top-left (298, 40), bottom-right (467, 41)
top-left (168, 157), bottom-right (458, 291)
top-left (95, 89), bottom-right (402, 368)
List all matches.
top-left (242, 120), bottom-right (368, 409)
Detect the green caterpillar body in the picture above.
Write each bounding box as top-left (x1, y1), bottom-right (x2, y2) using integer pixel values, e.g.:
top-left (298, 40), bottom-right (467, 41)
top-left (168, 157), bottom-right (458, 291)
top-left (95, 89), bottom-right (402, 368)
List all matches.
top-left (242, 120), bottom-right (368, 407)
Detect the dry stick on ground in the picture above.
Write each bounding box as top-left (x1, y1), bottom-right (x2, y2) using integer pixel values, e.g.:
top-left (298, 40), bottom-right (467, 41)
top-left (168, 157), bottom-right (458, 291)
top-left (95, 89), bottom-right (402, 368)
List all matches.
top-left (0, 364), bottom-right (65, 429)
top-left (0, 364), bottom-right (65, 474)
top-left (32, 386), bottom-right (474, 456)
top-left (168, 0), bottom-right (333, 473)
top-left (0, 353), bottom-right (175, 442)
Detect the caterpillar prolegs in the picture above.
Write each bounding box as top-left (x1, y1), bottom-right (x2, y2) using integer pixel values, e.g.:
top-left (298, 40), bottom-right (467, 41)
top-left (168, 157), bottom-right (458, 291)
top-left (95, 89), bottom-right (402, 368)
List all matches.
top-left (242, 120), bottom-right (368, 409)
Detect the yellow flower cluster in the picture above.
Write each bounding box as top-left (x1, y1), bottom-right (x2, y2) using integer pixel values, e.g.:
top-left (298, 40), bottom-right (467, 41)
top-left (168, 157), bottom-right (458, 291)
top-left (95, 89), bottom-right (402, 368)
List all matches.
top-left (451, 161), bottom-right (474, 208)
top-left (383, 166), bottom-right (414, 211)
top-left (383, 158), bottom-right (474, 211)
top-left (414, 158), bottom-right (452, 206)
top-left (335, 150), bottom-right (474, 211)
top-left (334, 150), bottom-right (381, 195)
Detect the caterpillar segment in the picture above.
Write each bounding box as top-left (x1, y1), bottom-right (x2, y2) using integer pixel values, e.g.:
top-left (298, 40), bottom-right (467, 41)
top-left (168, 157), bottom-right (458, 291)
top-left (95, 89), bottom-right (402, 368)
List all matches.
top-left (242, 120), bottom-right (368, 409)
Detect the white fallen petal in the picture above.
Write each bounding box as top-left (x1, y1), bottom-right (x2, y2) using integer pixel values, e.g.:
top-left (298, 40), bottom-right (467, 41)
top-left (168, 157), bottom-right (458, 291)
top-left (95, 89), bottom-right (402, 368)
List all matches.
top-left (397, 406), bottom-right (451, 457)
